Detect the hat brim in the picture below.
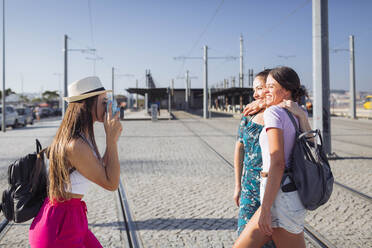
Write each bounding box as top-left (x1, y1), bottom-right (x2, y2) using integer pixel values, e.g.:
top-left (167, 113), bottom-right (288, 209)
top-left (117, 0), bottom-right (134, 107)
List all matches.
top-left (63, 90), bottom-right (112, 103)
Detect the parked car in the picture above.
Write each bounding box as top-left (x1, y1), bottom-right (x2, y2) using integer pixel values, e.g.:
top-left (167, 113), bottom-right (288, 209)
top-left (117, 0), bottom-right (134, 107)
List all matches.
top-left (0, 105), bottom-right (20, 130)
top-left (16, 107), bottom-right (34, 126)
top-left (39, 107), bottom-right (53, 118)
top-left (51, 108), bottom-right (62, 116)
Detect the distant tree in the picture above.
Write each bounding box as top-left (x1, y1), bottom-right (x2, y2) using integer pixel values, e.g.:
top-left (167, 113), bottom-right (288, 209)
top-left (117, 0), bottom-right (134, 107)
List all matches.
top-left (0, 88), bottom-right (16, 98)
top-left (19, 95), bottom-right (30, 103)
top-left (32, 97), bottom-right (42, 103)
top-left (42, 90), bottom-right (60, 101)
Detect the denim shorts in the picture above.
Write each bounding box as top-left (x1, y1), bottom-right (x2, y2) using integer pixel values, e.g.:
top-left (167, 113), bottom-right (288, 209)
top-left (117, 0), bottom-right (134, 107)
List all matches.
top-left (260, 178), bottom-right (306, 234)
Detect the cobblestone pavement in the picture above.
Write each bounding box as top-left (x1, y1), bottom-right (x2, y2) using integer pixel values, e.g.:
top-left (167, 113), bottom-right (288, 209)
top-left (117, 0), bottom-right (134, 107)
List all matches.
top-left (0, 120), bottom-right (125, 247)
top-left (118, 112), bottom-right (317, 247)
top-left (179, 112), bottom-right (372, 247)
top-left (0, 113), bottom-right (371, 247)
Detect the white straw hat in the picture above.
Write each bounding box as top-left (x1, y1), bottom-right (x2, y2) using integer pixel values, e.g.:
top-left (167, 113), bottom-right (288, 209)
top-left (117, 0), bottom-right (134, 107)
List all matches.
top-left (64, 76), bottom-right (112, 103)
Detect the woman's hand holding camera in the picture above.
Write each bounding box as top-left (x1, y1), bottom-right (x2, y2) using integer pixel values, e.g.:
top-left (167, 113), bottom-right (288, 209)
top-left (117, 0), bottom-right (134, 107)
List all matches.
top-left (104, 102), bottom-right (123, 144)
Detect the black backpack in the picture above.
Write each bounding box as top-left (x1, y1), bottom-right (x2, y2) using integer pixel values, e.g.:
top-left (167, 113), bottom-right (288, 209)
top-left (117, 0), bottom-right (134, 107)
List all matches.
top-left (0, 139), bottom-right (47, 223)
top-left (282, 109), bottom-right (334, 210)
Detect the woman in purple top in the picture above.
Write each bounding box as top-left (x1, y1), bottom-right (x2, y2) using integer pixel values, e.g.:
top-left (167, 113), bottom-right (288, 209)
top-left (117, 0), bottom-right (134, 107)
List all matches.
top-left (234, 67), bottom-right (312, 248)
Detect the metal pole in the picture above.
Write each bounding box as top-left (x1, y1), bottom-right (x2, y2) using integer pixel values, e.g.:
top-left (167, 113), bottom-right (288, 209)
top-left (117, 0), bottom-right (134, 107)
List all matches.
top-left (349, 35), bottom-right (356, 119)
top-left (111, 67), bottom-right (115, 101)
top-left (145, 70), bottom-right (148, 114)
top-left (185, 70), bottom-right (189, 110)
top-left (1, 0), bottom-right (5, 132)
top-left (240, 34), bottom-right (244, 88)
top-left (63, 34), bottom-right (68, 118)
top-left (250, 69), bottom-right (253, 87)
top-left (312, 0), bottom-right (331, 154)
top-left (203, 45), bottom-right (208, 119)
top-left (168, 87), bottom-right (171, 117)
top-left (208, 87), bottom-right (211, 118)
top-left (136, 79), bottom-right (138, 109)
top-left (171, 79), bottom-right (174, 97)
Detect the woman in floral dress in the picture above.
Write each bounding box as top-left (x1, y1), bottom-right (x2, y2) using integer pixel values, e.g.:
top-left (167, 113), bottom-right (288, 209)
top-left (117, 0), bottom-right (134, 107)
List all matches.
top-left (234, 69), bottom-right (270, 235)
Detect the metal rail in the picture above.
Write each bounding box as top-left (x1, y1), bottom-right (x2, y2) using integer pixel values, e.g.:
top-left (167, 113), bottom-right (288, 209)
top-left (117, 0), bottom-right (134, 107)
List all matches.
top-left (118, 181), bottom-right (142, 248)
top-left (334, 181), bottom-right (372, 203)
top-left (182, 112), bottom-right (372, 203)
top-left (0, 219), bottom-right (10, 242)
top-left (178, 113), bottom-right (337, 248)
top-left (304, 223), bottom-right (337, 248)
top-left (0, 183), bottom-right (142, 248)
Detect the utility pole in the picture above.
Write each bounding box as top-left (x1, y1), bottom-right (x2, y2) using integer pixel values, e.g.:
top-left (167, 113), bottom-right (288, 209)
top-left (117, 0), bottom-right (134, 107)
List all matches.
top-left (185, 70), bottom-right (189, 110)
top-left (240, 34), bottom-right (244, 88)
top-left (112, 67), bottom-right (115, 101)
top-left (249, 69), bottom-right (254, 87)
top-left (63, 35), bottom-right (68, 117)
top-left (178, 70), bottom-right (197, 110)
top-left (136, 79), bottom-right (139, 109)
top-left (203, 46), bottom-right (208, 118)
top-left (145, 70), bottom-right (148, 114)
top-left (312, 0), bottom-right (331, 154)
top-left (171, 79), bottom-right (174, 97)
top-left (63, 34), bottom-right (96, 117)
top-left (174, 45), bottom-right (237, 119)
top-left (168, 85), bottom-right (171, 118)
top-left (349, 35), bottom-right (356, 119)
top-left (2, 0), bottom-right (5, 132)
top-left (208, 87), bottom-right (212, 119)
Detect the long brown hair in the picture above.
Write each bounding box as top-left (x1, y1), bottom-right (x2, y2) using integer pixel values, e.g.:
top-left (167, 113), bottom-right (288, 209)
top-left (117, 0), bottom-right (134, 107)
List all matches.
top-left (48, 96), bottom-right (101, 202)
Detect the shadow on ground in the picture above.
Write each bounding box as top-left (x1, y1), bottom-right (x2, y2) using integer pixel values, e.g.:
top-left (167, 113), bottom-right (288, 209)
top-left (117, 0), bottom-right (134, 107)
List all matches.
top-left (187, 109), bottom-right (236, 118)
top-left (134, 218), bottom-right (236, 231)
top-left (88, 218), bottom-right (237, 231)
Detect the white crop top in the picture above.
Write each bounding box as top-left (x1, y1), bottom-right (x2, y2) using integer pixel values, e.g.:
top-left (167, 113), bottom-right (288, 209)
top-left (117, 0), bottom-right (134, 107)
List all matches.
top-left (46, 134), bottom-right (100, 196)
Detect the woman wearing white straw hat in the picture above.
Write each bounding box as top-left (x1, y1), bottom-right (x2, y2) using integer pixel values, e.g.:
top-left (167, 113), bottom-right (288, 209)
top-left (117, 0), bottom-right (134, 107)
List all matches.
top-left (29, 76), bottom-right (122, 248)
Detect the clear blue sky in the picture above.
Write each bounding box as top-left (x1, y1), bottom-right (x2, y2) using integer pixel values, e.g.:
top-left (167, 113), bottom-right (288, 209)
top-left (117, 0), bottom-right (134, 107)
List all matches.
top-left (2, 0), bottom-right (372, 95)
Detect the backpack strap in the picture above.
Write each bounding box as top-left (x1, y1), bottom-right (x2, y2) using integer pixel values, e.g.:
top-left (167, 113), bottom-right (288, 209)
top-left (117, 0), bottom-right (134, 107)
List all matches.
top-left (36, 139), bottom-right (42, 154)
top-left (283, 108), bottom-right (299, 132)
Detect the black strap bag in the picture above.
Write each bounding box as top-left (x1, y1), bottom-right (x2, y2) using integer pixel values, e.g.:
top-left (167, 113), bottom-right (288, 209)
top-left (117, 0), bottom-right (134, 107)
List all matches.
top-left (0, 139), bottom-right (47, 223)
top-left (282, 109), bottom-right (334, 210)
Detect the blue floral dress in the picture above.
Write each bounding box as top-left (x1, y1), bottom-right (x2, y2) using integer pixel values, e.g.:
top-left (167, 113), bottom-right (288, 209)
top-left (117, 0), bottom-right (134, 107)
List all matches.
top-left (236, 115), bottom-right (264, 235)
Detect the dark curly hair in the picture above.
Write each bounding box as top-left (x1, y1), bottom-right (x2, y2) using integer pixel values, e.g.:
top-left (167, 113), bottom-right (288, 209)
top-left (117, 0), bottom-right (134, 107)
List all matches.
top-left (269, 66), bottom-right (307, 103)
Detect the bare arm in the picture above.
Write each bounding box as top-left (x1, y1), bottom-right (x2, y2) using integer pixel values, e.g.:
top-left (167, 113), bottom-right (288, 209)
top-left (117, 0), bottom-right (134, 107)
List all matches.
top-left (67, 139), bottom-right (120, 191)
top-left (68, 103), bottom-right (122, 191)
top-left (259, 128), bottom-right (285, 236)
top-left (243, 99), bottom-right (266, 116)
top-left (279, 100), bottom-right (313, 140)
top-left (233, 141), bottom-right (244, 206)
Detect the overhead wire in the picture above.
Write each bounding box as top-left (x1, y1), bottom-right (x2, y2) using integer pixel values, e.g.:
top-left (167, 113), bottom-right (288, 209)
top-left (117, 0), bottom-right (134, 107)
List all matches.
top-left (206, 0), bottom-right (311, 81)
top-left (87, 0), bottom-right (95, 48)
top-left (176, 0), bottom-right (225, 78)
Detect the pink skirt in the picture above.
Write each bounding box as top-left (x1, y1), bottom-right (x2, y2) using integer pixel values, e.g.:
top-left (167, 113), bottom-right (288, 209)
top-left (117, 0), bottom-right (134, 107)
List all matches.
top-left (29, 198), bottom-right (102, 248)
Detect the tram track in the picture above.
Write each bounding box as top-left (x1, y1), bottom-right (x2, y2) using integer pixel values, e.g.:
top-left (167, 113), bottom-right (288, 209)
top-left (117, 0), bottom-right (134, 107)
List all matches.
top-left (176, 111), bottom-right (372, 248)
top-left (181, 112), bottom-right (372, 203)
top-left (0, 176), bottom-right (141, 248)
top-left (118, 180), bottom-right (142, 248)
top-left (177, 116), bottom-right (335, 248)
